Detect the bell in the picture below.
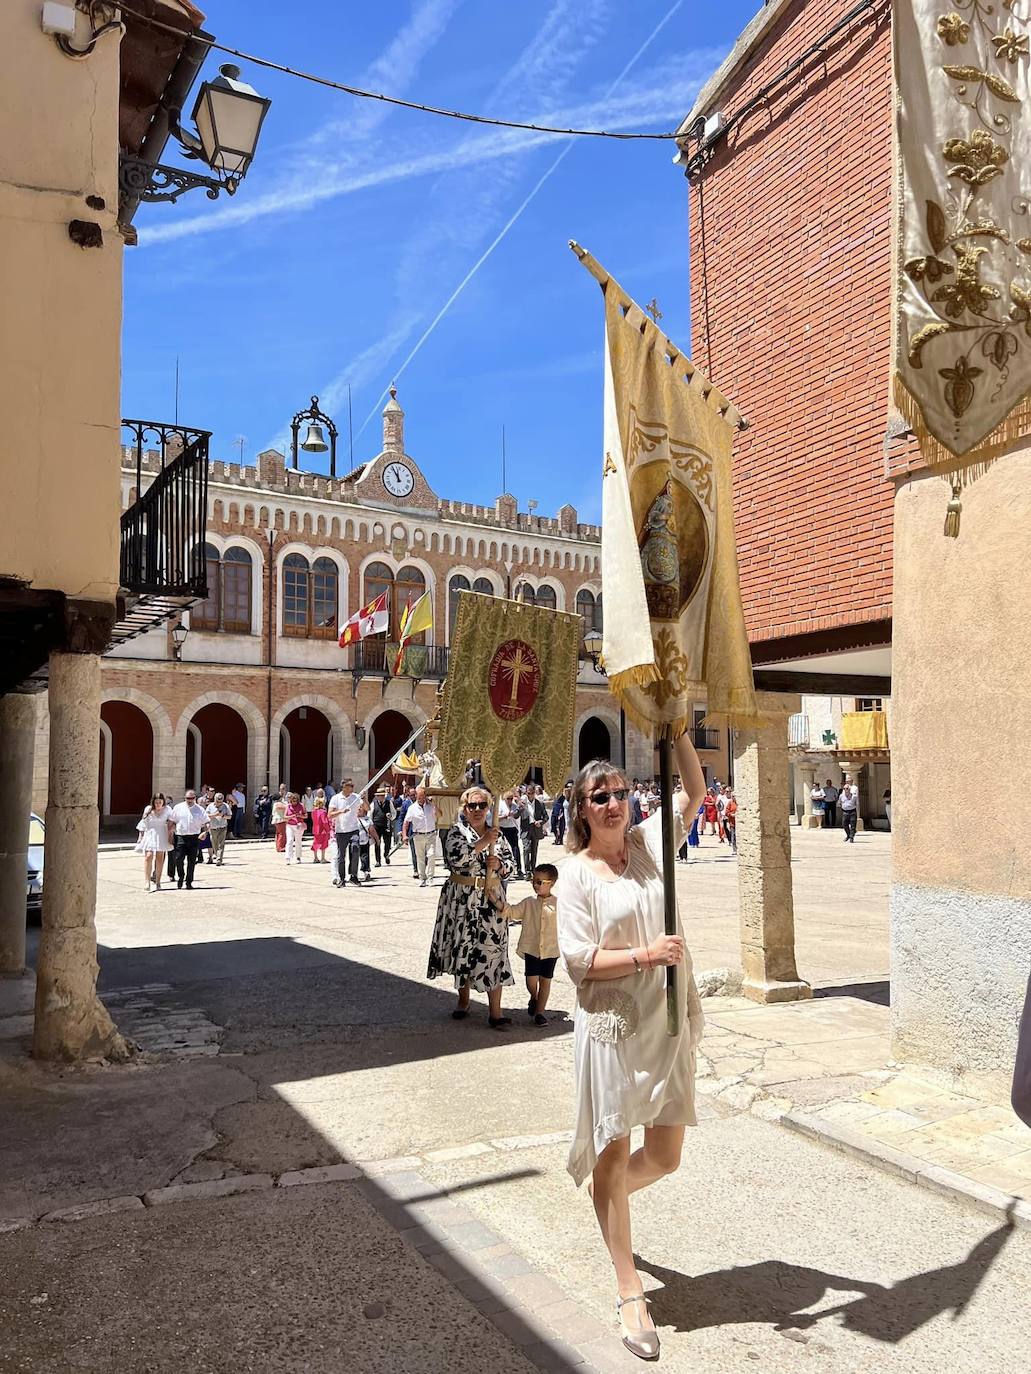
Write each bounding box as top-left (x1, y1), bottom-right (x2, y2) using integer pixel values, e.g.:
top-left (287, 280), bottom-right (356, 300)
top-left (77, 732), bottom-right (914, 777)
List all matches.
top-left (300, 421), bottom-right (328, 454)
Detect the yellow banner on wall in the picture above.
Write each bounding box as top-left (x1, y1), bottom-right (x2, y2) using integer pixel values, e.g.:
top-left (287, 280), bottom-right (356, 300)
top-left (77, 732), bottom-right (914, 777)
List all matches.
top-left (840, 711), bottom-right (889, 751)
top-left (438, 591), bottom-right (580, 796)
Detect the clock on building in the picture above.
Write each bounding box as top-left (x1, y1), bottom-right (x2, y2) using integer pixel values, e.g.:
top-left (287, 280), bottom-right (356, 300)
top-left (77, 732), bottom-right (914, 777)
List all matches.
top-left (382, 462), bottom-right (415, 498)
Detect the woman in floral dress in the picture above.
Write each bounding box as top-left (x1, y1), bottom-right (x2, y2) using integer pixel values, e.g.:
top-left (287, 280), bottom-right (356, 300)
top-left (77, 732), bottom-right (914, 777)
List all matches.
top-left (427, 785), bottom-right (516, 1028)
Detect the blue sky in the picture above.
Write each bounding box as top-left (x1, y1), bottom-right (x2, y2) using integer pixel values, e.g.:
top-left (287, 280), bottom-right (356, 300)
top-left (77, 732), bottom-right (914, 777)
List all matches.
top-left (122, 0), bottom-right (756, 523)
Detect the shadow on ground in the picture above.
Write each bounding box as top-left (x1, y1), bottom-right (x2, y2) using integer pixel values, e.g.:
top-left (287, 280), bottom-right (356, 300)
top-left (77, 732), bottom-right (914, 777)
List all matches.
top-left (637, 1215), bottom-right (1014, 1342)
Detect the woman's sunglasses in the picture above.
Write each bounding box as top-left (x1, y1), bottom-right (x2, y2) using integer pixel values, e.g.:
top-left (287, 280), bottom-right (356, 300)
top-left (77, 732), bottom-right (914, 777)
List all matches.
top-left (588, 788), bottom-right (629, 805)
top-left (465, 801), bottom-right (489, 811)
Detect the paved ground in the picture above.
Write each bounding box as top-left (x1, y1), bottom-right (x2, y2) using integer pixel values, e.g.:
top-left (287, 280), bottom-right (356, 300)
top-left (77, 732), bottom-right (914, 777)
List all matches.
top-left (3, 828), bottom-right (1030, 1371)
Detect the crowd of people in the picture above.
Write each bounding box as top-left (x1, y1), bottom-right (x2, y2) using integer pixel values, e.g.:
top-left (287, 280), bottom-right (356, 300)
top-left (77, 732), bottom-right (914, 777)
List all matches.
top-left (808, 777), bottom-right (867, 841)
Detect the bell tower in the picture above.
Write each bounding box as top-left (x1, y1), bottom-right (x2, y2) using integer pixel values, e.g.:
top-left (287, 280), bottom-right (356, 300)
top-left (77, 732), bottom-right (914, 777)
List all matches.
top-left (383, 384), bottom-right (404, 454)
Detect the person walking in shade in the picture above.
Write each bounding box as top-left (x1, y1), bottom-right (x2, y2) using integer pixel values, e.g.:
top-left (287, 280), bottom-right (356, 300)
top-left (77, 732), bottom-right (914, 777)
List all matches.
top-left (253, 786), bottom-right (273, 839)
top-left (427, 785), bottom-right (516, 1027)
top-left (555, 733), bottom-right (706, 1362)
top-left (822, 778), bottom-right (839, 829)
top-left (136, 793), bottom-right (172, 891)
top-left (504, 863), bottom-right (559, 1026)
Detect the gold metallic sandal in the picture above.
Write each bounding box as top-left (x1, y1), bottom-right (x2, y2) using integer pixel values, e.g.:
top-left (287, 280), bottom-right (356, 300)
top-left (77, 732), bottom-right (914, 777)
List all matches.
top-left (617, 1293), bottom-right (659, 1361)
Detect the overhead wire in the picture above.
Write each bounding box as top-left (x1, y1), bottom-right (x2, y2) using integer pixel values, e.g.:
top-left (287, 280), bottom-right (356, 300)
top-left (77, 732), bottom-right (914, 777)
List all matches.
top-left (111, 0), bottom-right (688, 141)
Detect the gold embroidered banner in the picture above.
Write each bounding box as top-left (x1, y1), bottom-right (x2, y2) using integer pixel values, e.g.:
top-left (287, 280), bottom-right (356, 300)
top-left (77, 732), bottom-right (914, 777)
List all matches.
top-left (438, 591), bottom-right (580, 795)
top-left (577, 250), bottom-right (758, 738)
top-left (894, 0), bottom-right (1031, 468)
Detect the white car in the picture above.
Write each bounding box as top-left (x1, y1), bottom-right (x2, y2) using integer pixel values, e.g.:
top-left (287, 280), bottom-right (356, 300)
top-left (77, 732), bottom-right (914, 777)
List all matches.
top-left (27, 813), bottom-right (44, 919)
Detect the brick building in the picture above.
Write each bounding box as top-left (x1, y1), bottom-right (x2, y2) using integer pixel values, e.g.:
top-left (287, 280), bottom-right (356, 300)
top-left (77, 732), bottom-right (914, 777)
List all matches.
top-left (31, 390), bottom-right (734, 824)
top-left (677, 0), bottom-right (895, 827)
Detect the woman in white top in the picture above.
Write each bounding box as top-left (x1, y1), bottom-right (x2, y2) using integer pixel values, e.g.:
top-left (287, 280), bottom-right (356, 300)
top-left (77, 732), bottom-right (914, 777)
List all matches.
top-left (554, 734), bottom-right (705, 1361)
top-left (136, 793), bottom-right (173, 892)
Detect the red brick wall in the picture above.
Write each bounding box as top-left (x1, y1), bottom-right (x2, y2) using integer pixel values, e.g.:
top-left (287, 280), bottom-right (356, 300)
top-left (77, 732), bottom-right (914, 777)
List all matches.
top-left (688, 0), bottom-right (894, 646)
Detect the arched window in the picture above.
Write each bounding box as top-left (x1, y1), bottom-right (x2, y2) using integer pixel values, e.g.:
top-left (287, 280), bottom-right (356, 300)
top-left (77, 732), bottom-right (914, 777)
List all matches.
top-left (535, 583), bottom-right (557, 612)
top-left (472, 576), bottom-right (494, 597)
top-left (311, 557), bottom-right (338, 639)
top-left (448, 574), bottom-right (470, 639)
top-left (576, 588), bottom-right (602, 638)
top-left (282, 553), bottom-right (310, 637)
top-left (396, 566), bottom-right (427, 642)
top-left (520, 584), bottom-right (536, 605)
top-left (364, 562), bottom-right (394, 620)
top-left (221, 547), bottom-right (253, 633)
top-left (191, 542), bottom-right (221, 630)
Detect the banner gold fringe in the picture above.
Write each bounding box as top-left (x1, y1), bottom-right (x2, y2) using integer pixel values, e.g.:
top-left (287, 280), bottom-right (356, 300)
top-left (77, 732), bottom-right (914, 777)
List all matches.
top-left (892, 374), bottom-right (1028, 475)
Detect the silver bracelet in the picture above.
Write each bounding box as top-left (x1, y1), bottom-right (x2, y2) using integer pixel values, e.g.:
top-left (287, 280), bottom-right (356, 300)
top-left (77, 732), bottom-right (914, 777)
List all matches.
top-left (630, 948), bottom-right (643, 975)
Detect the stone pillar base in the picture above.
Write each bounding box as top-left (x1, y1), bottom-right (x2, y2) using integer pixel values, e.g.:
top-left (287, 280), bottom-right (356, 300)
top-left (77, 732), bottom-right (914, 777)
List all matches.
top-left (743, 976), bottom-right (813, 1005)
top-left (800, 815), bottom-right (823, 830)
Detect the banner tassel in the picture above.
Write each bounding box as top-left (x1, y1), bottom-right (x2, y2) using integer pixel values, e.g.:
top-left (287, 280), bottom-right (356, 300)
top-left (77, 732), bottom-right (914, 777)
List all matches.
top-left (943, 479), bottom-right (962, 539)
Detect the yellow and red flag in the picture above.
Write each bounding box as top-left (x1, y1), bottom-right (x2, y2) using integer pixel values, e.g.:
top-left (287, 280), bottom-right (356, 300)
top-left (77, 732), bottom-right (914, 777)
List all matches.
top-left (393, 590), bottom-right (433, 674)
top-left (338, 589), bottom-right (388, 648)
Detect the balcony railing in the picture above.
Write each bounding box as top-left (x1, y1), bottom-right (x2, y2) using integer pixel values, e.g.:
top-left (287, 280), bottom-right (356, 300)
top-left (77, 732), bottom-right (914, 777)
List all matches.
top-left (691, 726), bottom-right (722, 751)
top-left (120, 420), bottom-right (210, 597)
top-left (351, 641), bottom-right (450, 680)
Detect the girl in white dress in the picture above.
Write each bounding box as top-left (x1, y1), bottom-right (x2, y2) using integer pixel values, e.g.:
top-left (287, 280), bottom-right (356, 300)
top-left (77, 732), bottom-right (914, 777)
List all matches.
top-left (136, 794), bottom-right (173, 892)
top-left (555, 734), bottom-right (706, 1361)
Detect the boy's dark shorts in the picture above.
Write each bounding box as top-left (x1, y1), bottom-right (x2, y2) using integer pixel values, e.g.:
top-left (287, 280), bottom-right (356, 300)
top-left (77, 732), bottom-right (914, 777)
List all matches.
top-left (523, 954), bottom-right (558, 979)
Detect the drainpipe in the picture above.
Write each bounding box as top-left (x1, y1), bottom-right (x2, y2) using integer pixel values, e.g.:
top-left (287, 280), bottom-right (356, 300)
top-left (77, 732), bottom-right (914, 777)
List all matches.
top-left (265, 529), bottom-right (277, 789)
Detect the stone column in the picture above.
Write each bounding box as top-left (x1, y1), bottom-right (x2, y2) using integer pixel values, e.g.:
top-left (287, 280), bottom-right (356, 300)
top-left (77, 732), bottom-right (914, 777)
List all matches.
top-left (33, 653), bottom-right (127, 1061)
top-left (0, 693), bottom-right (38, 977)
top-left (734, 693), bottom-right (812, 1004)
top-left (837, 760), bottom-right (866, 831)
top-left (798, 764), bottom-right (822, 829)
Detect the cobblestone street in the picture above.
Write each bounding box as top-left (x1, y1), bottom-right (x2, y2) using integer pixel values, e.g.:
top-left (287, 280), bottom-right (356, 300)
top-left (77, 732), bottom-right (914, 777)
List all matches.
top-left (3, 830), bottom-right (1030, 1372)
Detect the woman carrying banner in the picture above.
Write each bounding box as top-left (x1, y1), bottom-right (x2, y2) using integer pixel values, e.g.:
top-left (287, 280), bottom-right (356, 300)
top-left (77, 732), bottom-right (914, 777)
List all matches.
top-left (555, 733), bottom-right (706, 1361)
top-left (426, 784), bottom-right (517, 1028)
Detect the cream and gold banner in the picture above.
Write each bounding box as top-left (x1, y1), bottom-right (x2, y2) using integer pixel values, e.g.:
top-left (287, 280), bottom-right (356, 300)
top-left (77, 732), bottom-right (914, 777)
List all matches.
top-left (572, 244), bottom-right (759, 738)
top-left (438, 591), bottom-right (580, 796)
top-left (894, 0), bottom-right (1031, 468)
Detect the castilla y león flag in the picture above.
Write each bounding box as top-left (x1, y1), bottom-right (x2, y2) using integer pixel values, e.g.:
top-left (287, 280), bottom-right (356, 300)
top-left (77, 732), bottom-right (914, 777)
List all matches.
top-left (338, 589), bottom-right (388, 648)
top-left (438, 591), bottom-right (580, 795)
top-left (572, 242), bottom-right (759, 737)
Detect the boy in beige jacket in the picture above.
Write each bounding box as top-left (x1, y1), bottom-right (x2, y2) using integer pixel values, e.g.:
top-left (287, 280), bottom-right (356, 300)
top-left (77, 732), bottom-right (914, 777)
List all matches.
top-left (504, 863), bottom-right (559, 1026)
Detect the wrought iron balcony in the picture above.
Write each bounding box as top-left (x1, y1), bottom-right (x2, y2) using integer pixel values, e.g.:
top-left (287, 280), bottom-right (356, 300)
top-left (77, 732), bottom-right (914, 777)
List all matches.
top-left (351, 641), bottom-right (450, 680)
top-left (112, 420), bottom-right (211, 648)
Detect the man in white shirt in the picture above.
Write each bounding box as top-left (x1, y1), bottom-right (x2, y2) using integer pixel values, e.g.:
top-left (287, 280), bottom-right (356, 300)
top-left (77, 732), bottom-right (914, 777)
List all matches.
top-left (328, 778), bottom-right (362, 887)
top-left (402, 784), bottom-right (438, 887)
top-left (839, 783), bottom-right (859, 843)
top-left (169, 790), bottom-right (208, 889)
top-left (231, 784), bottom-right (246, 838)
top-left (821, 779), bottom-right (839, 829)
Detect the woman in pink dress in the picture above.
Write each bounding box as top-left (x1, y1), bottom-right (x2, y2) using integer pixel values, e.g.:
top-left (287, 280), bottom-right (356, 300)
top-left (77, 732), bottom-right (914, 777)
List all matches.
top-left (311, 790), bottom-right (331, 863)
top-left (284, 793), bottom-right (306, 864)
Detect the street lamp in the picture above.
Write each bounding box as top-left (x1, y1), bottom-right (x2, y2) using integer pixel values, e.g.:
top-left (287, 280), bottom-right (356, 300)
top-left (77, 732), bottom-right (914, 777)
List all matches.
top-left (581, 627), bottom-right (625, 767)
top-left (119, 64), bottom-right (271, 211)
top-left (171, 621), bottom-right (189, 662)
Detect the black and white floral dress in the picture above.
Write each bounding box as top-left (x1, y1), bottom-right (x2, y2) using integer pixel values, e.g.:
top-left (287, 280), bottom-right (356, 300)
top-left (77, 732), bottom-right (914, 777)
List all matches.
top-left (427, 819), bottom-right (516, 991)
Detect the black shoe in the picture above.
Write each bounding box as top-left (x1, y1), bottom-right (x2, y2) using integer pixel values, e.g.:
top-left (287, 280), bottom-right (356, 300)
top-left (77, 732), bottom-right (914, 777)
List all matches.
top-left (534, 1014), bottom-right (548, 1027)
top-left (177, 879), bottom-right (183, 889)
top-left (451, 1007), bottom-right (469, 1020)
top-left (488, 1016), bottom-right (512, 1031)
top-left (350, 879), bottom-right (361, 887)
top-left (185, 884), bottom-right (193, 890)
top-left (527, 996), bottom-right (537, 1017)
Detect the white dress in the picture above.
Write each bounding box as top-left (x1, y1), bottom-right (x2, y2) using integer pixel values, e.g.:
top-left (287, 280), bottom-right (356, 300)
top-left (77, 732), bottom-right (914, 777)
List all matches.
top-left (137, 807), bottom-right (172, 854)
top-left (555, 809), bottom-right (704, 1187)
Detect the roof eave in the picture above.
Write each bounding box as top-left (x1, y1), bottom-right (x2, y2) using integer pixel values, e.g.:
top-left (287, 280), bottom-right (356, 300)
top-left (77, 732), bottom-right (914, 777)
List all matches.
top-left (675, 0), bottom-right (797, 150)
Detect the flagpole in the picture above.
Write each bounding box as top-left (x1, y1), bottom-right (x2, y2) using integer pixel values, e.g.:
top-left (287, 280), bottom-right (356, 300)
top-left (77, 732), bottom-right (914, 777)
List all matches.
top-left (362, 722), bottom-right (429, 798)
top-left (657, 726), bottom-right (679, 1036)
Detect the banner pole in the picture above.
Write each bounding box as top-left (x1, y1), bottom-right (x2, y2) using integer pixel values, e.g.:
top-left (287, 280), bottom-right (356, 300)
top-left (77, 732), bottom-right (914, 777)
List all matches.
top-left (658, 727), bottom-right (679, 1037)
top-left (362, 722), bottom-right (428, 797)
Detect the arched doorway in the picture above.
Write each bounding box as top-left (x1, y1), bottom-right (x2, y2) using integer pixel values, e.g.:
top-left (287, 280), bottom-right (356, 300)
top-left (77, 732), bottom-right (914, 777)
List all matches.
top-left (370, 709), bottom-right (413, 776)
top-left (187, 703), bottom-right (248, 793)
top-left (280, 706), bottom-right (332, 790)
top-left (99, 700), bottom-right (153, 819)
top-left (578, 716), bottom-right (612, 770)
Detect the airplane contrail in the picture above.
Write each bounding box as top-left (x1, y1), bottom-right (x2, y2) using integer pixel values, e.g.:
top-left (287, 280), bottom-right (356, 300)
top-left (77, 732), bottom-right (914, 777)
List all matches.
top-left (353, 0), bottom-right (685, 443)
